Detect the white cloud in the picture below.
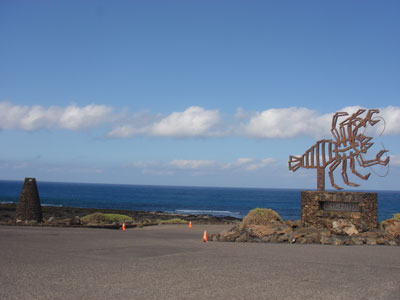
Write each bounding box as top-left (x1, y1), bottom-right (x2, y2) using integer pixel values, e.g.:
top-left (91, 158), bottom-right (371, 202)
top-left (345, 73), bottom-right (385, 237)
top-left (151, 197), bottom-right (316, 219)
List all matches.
top-left (246, 158), bottom-right (276, 171)
top-left (238, 105), bottom-right (400, 139)
top-left (108, 106), bottom-right (222, 138)
top-left (107, 110), bottom-right (161, 138)
top-left (2, 102), bottom-right (400, 139)
top-left (142, 169), bottom-right (174, 176)
top-left (223, 157), bottom-right (275, 171)
top-left (130, 161), bottom-right (157, 168)
top-left (108, 105), bottom-right (400, 139)
top-left (169, 160), bottom-right (216, 169)
top-left (236, 158), bottom-right (254, 165)
top-left (107, 124), bottom-right (155, 138)
top-left (130, 158), bottom-right (276, 176)
top-left (58, 105), bottom-right (114, 130)
top-left (152, 106), bottom-right (221, 137)
top-left (238, 107), bottom-right (331, 139)
top-left (330, 106), bottom-right (400, 137)
top-left (0, 102), bottom-right (113, 131)
top-left (390, 155), bottom-right (400, 167)
top-left (222, 158), bottom-right (254, 169)
top-left (379, 106), bottom-right (400, 135)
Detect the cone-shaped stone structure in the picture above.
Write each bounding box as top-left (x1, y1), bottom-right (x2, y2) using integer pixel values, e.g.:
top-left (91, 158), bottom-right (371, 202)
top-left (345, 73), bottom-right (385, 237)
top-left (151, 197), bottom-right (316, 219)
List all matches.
top-left (15, 178), bottom-right (42, 222)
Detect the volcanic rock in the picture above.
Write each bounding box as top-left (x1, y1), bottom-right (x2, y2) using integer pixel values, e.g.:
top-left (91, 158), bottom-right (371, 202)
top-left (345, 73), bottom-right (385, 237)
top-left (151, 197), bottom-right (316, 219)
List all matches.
top-left (331, 219), bottom-right (359, 236)
top-left (211, 208), bottom-right (400, 246)
top-left (381, 219), bottom-right (400, 238)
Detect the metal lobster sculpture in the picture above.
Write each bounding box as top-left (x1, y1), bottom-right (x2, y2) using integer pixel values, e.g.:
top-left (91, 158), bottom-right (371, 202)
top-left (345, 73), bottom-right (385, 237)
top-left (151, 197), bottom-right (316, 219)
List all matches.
top-left (288, 109), bottom-right (389, 191)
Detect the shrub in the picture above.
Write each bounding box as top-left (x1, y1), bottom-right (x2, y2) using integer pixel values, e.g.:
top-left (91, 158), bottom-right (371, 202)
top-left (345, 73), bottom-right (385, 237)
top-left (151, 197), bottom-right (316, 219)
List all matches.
top-left (241, 208), bottom-right (282, 227)
top-left (393, 213), bottom-right (400, 221)
top-left (103, 214), bottom-right (134, 223)
top-left (81, 212), bottom-right (105, 224)
top-left (81, 212), bottom-right (133, 224)
top-left (158, 218), bottom-right (187, 224)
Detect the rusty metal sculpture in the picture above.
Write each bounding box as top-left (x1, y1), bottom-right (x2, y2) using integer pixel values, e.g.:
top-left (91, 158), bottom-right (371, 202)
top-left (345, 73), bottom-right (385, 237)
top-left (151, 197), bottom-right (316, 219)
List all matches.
top-left (289, 109), bottom-right (389, 191)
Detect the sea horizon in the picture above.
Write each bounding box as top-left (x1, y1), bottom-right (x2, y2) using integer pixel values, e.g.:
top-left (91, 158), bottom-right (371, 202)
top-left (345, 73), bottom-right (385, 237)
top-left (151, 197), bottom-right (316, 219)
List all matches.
top-left (1, 178), bottom-right (399, 193)
top-left (1, 179), bottom-right (399, 221)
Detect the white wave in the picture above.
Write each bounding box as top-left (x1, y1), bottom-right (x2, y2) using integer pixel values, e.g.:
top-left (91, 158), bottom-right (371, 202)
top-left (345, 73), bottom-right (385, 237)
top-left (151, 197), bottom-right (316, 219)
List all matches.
top-left (41, 204), bottom-right (63, 207)
top-left (174, 209), bottom-right (241, 217)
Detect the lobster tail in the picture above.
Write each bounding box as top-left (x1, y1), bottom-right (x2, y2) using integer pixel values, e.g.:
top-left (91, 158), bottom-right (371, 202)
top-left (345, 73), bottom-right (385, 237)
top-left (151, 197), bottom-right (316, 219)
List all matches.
top-left (288, 155), bottom-right (302, 171)
top-left (289, 140), bottom-right (333, 171)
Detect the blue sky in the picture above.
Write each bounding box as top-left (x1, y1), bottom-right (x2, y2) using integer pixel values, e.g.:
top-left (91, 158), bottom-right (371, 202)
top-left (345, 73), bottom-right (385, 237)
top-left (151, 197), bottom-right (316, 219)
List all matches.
top-left (0, 1), bottom-right (399, 190)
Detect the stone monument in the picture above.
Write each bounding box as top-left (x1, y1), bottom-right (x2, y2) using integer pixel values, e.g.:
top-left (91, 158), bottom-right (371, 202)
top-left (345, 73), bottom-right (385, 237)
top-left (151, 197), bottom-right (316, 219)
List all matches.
top-left (288, 109), bottom-right (389, 231)
top-left (15, 177), bottom-right (43, 223)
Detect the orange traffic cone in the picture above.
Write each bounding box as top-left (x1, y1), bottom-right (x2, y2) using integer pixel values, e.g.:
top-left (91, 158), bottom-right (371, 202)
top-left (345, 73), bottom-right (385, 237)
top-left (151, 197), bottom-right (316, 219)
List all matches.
top-left (188, 221), bottom-right (192, 228)
top-left (122, 222), bottom-right (126, 231)
top-left (203, 230), bottom-right (208, 242)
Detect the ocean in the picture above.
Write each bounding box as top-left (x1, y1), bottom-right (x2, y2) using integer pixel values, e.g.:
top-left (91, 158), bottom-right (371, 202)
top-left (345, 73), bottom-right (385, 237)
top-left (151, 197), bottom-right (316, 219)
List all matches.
top-left (0, 180), bottom-right (399, 221)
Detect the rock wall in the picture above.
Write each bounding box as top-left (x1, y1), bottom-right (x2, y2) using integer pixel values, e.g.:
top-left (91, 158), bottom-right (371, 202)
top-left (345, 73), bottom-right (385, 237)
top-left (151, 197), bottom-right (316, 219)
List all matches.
top-left (301, 191), bottom-right (377, 232)
top-left (15, 178), bottom-right (42, 222)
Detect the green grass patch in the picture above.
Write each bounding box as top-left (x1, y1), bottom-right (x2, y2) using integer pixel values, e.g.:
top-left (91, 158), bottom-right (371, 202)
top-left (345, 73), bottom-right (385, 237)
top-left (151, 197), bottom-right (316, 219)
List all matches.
top-left (158, 218), bottom-right (187, 224)
top-left (81, 212), bottom-right (133, 224)
top-left (393, 213), bottom-right (400, 221)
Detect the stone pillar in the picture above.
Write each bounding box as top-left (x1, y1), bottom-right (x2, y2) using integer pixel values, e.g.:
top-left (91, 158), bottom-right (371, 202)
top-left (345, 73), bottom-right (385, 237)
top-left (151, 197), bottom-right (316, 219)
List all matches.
top-left (301, 191), bottom-right (378, 232)
top-left (15, 178), bottom-right (42, 223)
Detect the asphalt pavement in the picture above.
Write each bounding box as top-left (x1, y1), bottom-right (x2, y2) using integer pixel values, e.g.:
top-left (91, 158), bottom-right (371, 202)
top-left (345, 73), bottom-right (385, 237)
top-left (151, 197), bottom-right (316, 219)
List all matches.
top-left (1, 225), bottom-right (399, 300)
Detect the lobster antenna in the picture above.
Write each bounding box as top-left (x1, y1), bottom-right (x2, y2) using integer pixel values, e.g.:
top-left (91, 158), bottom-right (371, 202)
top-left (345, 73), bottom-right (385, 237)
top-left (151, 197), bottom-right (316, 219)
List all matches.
top-left (360, 116), bottom-right (389, 177)
top-left (374, 116), bottom-right (386, 137)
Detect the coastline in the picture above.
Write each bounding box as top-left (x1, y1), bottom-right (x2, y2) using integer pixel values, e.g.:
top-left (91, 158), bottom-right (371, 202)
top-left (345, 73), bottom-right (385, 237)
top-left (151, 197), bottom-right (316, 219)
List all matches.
top-left (0, 203), bottom-right (241, 227)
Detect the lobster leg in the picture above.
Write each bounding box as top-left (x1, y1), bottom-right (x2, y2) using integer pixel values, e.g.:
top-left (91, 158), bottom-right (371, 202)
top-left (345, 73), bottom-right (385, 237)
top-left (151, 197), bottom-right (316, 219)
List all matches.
top-left (331, 112), bottom-right (348, 141)
top-left (358, 150), bottom-right (389, 167)
top-left (350, 156), bottom-right (370, 181)
top-left (341, 157), bottom-right (359, 187)
top-left (339, 109), bottom-right (365, 127)
top-left (328, 159), bottom-right (343, 190)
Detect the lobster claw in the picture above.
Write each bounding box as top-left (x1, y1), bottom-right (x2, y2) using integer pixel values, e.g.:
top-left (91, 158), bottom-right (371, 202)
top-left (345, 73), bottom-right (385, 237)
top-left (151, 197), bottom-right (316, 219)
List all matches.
top-left (366, 109), bottom-right (380, 126)
top-left (376, 150), bottom-right (389, 165)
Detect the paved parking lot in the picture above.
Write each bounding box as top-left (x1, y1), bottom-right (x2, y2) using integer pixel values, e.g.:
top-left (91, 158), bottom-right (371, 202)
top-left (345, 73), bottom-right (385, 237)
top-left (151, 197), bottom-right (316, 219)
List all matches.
top-left (1, 225), bottom-right (399, 300)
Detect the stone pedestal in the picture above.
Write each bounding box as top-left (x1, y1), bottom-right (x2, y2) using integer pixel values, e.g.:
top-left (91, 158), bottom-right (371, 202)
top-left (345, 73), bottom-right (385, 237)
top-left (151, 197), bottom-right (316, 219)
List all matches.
top-left (15, 178), bottom-right (42, 222)
top-left (301, 191), bottom-right (377, 232)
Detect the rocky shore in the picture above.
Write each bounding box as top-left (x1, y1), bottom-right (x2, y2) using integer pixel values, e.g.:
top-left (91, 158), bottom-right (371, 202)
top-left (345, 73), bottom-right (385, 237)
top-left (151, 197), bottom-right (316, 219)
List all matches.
top-left (210, 208), bottom-right (400, 246)
top-left (0, 203), bottom-right (241, 228)
top-left (3, 203), bottom-right (399, 246)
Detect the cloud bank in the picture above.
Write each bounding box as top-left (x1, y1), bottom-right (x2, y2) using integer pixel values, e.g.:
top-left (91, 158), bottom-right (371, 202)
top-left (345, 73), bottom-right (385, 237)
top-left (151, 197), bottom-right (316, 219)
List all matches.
top-left (130, 157), bottom-right (277, 176)
top-left (108, 106), bottom-right (222, 138)
top-left (0, 102), bottom-right (113, 131)
top-left (1, 101), bottom-right (399, 139)
top-left (238, 107), bottom-right (332, 138)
